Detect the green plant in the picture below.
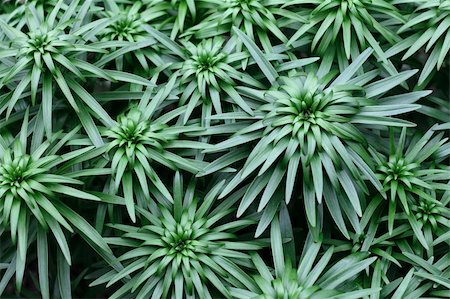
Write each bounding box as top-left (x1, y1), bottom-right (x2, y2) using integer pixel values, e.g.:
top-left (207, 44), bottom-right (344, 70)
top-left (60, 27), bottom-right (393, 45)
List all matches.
top-left (102, 101), bottom-right (204, 221)
top-left (147, 33), bottom-right (263, 124)
top-left (0, 113), bottom-right (118, 297)
top-left (142, 0), bottom-right (202, 39)
top-left (231, 218), bottom-right (378, 299)
top-left (388, 0), bottom-right (450, 85)
top-left (372, 127), bottom-right (450, 248)
top-left (285, 0), bottom-right (403, 59)
top-left (0, 0), bottom-right (448, 298)
top-left (184, 0), bottom-right (295, 50)
top-left (92, 173), bottom-right (263, 299)
top-left (95, 1), bottom-right (165, 73)
top-left (202, 46), bottom-right (425, 236)
top-left (0, 2), bottom-right (153, 144)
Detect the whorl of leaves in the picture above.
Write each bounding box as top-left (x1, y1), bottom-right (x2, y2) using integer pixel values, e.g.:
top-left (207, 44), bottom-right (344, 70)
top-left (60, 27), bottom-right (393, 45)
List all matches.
top-left (0, 0), bottom-right (448, 298)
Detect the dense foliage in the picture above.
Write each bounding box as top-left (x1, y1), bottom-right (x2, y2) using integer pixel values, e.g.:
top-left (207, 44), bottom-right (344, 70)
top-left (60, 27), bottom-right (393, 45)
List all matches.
top-left (0, 0), bottom-right (449, 298)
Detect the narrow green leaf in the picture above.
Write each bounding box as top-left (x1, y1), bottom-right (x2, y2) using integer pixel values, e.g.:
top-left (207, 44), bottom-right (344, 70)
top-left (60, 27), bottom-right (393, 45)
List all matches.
top-left (233, 27), bottom-right (279, 85)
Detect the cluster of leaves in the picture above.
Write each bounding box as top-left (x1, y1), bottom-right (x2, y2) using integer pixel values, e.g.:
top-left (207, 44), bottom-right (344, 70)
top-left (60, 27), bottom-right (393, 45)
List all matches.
top-left (0, 0), bottom-right (449, 298)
